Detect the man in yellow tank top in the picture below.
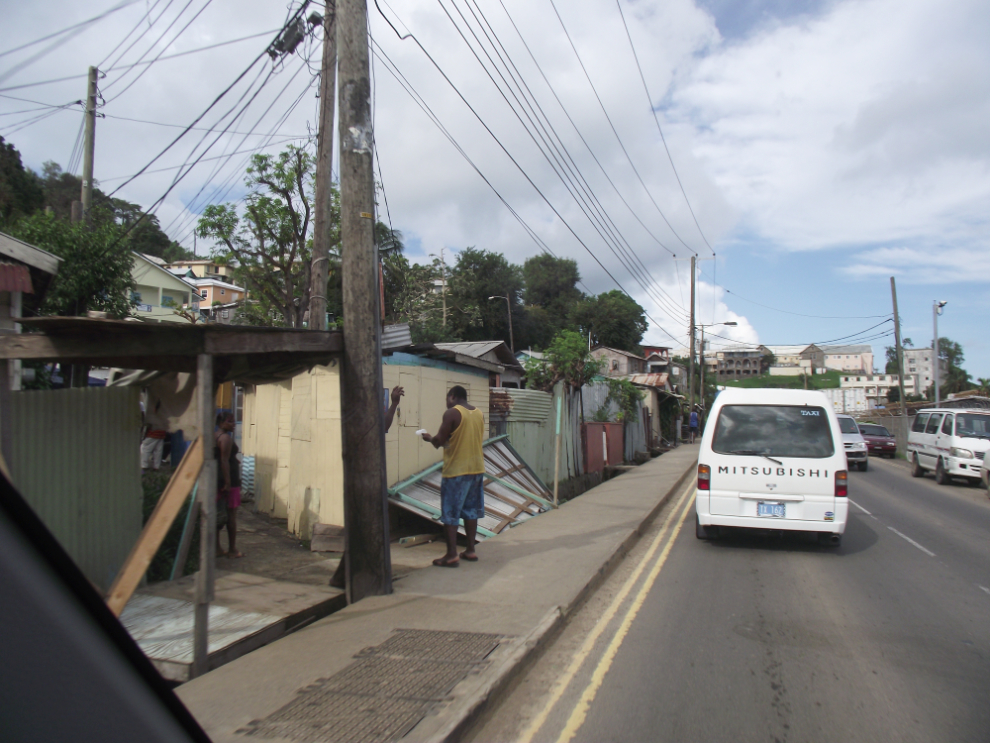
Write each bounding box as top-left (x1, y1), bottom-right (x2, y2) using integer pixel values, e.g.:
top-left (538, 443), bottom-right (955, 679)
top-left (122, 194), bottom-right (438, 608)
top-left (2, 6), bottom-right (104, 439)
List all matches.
top-left (422, 385), bottom-right (485, 567)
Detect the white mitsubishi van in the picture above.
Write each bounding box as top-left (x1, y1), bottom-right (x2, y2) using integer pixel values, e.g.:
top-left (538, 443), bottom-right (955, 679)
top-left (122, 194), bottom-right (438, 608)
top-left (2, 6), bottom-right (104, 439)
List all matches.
top-left (907, 408), bottom-right (990, 485)
top-left (696, 388), bottom-right (849, 545)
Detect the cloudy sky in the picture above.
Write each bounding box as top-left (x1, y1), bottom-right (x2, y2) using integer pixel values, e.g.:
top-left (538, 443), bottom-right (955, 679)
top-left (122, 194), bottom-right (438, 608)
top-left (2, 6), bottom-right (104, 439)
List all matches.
top-left (2, 0), bottom-right (988, 378)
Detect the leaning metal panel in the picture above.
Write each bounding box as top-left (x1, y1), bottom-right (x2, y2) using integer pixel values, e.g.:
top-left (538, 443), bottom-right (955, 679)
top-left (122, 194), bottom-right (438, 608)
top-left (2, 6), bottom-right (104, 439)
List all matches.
top-left (358, 629), bottom-right (501, 664)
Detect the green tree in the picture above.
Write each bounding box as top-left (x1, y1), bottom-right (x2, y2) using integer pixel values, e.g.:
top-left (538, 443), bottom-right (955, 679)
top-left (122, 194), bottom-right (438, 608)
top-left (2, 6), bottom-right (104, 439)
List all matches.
top-left (0, 136), bottom-right (44, 224)
top-left (938, 337), bottom-right (971, 395)
top-left (197, 146), bottom-right (316, 328)
top-left (7, 211), bottom-right (134, 317)
top-left (524, 330), bottom-right (604, 392)
top-left (449, 247), bottom-right (524, 346)
top-left (884, 337), bottom-right (913, 373)
top-left (572, 290), bottom-right (647, 352)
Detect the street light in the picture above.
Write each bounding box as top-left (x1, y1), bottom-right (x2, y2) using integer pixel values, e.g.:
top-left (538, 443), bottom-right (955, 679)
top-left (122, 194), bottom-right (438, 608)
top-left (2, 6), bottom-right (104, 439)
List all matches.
top-left (934, 300), bottom-right (947, 406)
top-left (488, 295), bottom-right (514, 353)
top-left (696, 321), bottom-right (738, 412)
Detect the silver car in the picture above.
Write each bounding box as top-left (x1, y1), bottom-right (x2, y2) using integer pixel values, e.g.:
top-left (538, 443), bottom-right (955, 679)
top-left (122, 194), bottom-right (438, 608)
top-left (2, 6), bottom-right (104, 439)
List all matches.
top-left (837, 414), bottom-right (869, 472)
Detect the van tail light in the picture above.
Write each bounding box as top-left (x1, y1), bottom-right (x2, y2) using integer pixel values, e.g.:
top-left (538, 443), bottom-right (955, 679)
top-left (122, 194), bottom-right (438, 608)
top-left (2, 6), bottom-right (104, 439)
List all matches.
top-left (698, 464), bottom-right (711, 491)
top-left (835, 470), bottom-right (848, 497)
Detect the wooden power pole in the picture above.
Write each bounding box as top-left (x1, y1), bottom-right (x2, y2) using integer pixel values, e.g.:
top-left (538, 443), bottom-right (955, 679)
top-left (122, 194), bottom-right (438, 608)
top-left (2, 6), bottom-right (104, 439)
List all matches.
top-left (309, 9), bottom-right (337, 331)
top-left (890, 277), bottom-right (908, 430)
top-left (688, 255), bottom-right (696, 411)
top-left (337, 0), bottom-right (391, 602)
top-left (80, 66), bottom-right (98, 224)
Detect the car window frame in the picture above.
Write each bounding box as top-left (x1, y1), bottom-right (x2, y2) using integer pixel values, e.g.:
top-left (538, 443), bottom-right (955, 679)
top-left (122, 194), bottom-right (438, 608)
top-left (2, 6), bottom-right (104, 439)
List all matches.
top-left (925, 414), bottom-right (943, 434)
top-left (912, 413), bottom-right (930, 432)
top-left (941, 414), bottom-right (954, 435)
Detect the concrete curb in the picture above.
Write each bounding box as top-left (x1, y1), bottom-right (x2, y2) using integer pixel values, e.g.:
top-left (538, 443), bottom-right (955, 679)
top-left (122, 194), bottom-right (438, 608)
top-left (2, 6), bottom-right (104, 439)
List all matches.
top-left (426, 456), bottom-right (697, 743)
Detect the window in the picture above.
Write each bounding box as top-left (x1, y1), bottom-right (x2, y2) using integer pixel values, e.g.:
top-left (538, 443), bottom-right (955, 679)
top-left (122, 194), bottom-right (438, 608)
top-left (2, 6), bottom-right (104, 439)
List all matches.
top-left (941, 415), bottom-right (954, 435)
top-left (220, 288), bottom-right (225, 295)
top-left (611, 360), bottom-right (619, 370)
top-left (956, 413), bottom-right (990, 437)
top-left (912, 413), bottom-right (930, 432)
top-left (838, 417), bottom-right (860, 434)
top-left (201, 290), bottom-right (207, 299)
top-left (925, 414), bottom-right (943, 434)
top-left (712, 405), bottom-right (834, 458)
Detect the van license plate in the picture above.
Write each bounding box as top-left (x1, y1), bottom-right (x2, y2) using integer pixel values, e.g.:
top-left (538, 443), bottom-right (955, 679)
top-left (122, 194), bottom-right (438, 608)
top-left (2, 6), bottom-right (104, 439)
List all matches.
top-left (758, 502), bottom-right (786, 518)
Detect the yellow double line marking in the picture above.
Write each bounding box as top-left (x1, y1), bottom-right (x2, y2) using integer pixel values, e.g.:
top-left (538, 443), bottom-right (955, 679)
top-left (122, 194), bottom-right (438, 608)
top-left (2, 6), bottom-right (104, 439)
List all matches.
top-left (517, 483), bottom-right (697, 743)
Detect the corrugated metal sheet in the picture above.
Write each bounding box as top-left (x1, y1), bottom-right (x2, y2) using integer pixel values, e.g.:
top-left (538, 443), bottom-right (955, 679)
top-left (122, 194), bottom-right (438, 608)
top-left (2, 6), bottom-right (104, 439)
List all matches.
top-left (382, 323), bottom-right (412, 350)
top-left (434, 341), bottom-right (503, 359)
top-left (9, 386), bottom-right (143, 592)
top-left (488, 384), bottom-right (581, 485)
top-left (388, 435), bottom-right (553, 538)
top-left (626, 373), bottom-right (668, 388)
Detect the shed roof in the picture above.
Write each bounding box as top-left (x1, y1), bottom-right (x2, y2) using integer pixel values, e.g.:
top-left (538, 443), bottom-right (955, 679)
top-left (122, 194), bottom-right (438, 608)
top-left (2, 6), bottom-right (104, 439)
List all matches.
top-left (820, 344), bottom-right (873, 355)
top-left (1, 316), bottom-right (342, 385)
top-left (626, 373), bottom-right (669, 389)
top-left (434, 340), bottom-right (522, 369)
top-left (591, 345), bottom-right (644, 361)
top-left (0, 231), bottom-right (61, 275)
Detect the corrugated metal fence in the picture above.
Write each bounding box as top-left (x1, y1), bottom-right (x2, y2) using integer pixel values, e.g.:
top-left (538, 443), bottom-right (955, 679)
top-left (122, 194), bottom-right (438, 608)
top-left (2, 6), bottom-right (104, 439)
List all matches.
top-left (581, 379), bottom-right (649, 461)
top-left (489, 382), bottom-right (582, 486)
top-left (8, 386), bottom-right (143, 592)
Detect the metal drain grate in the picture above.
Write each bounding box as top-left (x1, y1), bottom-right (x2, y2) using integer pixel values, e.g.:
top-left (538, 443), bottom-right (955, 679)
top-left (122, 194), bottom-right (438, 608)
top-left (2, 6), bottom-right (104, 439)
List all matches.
top-left (357, 629), bottom-right (501, 664)
top-left (237, 629), bottom-right (502, 743)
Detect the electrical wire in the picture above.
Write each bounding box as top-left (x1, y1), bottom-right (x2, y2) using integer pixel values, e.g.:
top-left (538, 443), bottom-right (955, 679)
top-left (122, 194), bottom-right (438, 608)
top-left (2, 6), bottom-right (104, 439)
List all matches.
top-left (102, 112), bottom-right (306, 137)
top-left (0, 74), bottom-right (90, 94)
top-left (104, 0), bottom-right (217, 104)
top-left (614, 0), bottom-right (714, 256)
top-left (371, 34), bottom-right (683, 344)
top-left (547, 0), bottom-right (699, 256)
top-left (0, 0), bottom-right (143, 86)
top-left (448, 0), bottom-right (689, 325)
top-left (0, 101), bottom-right (82, 136)
top-left (104, 27), bottom-right (281, 74)
top-left (98, 0), bottom-right (168, 69)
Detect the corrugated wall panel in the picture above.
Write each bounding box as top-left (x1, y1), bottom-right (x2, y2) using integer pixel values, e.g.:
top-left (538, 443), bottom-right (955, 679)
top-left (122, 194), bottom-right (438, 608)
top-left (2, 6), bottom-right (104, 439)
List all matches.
top-left (9, 386), bottom-right (143, 592)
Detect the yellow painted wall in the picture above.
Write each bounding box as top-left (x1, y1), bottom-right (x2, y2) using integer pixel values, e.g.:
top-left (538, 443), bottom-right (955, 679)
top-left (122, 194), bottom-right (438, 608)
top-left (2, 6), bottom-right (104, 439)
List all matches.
top-left (241, 359), bottom-right (489, 539)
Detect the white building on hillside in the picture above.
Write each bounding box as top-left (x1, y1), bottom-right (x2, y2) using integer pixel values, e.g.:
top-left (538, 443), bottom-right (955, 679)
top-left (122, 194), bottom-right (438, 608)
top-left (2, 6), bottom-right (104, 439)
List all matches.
top-left (821, 344), bottom-right (874, 374)
top-left (902, 347), bottom-right (944, 394)
top-left (840, 373), bottom-right (917, 407)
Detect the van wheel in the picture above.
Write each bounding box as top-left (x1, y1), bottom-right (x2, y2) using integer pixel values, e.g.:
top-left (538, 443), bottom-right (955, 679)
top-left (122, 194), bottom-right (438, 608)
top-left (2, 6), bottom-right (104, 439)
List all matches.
top-left (935, 459), bottom-right (949, 485)
top-left (696, 514), bottom-right (717, 540)
top-left (911, 454), bottom-right (924, 478)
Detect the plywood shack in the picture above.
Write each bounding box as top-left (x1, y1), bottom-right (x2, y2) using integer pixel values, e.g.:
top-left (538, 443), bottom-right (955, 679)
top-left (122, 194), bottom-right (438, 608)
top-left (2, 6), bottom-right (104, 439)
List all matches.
top-left (241, 352), bottom-right (491, 539)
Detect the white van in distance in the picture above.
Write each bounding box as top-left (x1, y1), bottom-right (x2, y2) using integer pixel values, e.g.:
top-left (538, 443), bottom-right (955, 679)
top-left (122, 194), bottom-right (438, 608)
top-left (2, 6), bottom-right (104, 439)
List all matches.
top-left (696, 388), bottom-right (849, 545)
top-left (907, 408), bottom-right (990, 485)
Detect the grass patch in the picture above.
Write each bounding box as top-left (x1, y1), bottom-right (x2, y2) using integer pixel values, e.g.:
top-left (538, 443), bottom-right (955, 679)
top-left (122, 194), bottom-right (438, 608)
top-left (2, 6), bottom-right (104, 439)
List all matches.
top-left (720, 370), bottom-right (841, 390)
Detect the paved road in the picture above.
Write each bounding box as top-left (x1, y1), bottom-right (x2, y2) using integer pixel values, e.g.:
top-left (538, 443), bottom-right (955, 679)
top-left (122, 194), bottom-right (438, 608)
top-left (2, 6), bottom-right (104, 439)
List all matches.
top-left (468, 457), bottom-right (990, 743)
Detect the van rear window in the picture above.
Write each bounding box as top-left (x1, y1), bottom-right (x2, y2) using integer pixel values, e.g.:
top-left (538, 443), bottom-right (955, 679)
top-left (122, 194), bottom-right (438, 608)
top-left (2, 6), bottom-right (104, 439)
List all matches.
top-left (712, 405), bottom-right (835, 458)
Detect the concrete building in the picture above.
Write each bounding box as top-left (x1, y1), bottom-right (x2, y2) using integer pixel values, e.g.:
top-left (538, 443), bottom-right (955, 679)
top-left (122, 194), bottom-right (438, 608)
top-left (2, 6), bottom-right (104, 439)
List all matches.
top-left (840, 373), bottom-right (917, 408)
top-left (190, 277), bottom-right (245, 308)
top-left (764, 344), bottom-right (825, 372)
top-left (131, 253), bottom-right (199, 323)
top-left (821, 344), bottom-right (874, 374)
top-left (163, 258), bottom-right (237, 282)
top-left (902, 347), bottom-right (943, 393)
top-left (711, 345), bottom-right (772, 378)
top-left (591, 346), bottom-right (646, 377)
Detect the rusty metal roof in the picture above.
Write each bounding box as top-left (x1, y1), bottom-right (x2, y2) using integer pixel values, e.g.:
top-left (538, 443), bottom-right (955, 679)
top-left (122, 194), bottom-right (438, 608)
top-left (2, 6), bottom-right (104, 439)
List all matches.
top-left (626, 373), bottom-right (669, 388)
top-left (0, 263), bottom-right (33, 293)
top-left (388, 435), bottom-right (554, 539)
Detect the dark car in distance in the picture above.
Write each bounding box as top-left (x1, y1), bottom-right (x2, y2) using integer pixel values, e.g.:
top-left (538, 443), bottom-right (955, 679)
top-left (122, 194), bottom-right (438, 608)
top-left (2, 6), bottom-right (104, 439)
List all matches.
top-left (858, 423), bottom-right (897, 458)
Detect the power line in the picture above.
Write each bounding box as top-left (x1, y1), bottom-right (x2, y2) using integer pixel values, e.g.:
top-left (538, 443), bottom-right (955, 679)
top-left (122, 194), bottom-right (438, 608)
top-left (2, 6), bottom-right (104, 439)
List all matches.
top-left (98, 0), bottom-right (168, 69)
top-left (105, 28), bottom-right (283, 73)
top-left (450, 0), bottom-right (689, 325)
top-left (370, 31), bottom-right (683, 344)
top-left (102, 111), bottom-right (306, 137)
top-left (0, 0), bottom-right (144, 89)
top-left (614, 0), bottom-right (715, 255)
top-left (104, 0), bottom-right (217, 104)
top-left (0, 74), bottom-right (90, 94)
top-left (547, 0), bottom-right (700, 256)
top-left (428, 0), bottom-right (689, 325)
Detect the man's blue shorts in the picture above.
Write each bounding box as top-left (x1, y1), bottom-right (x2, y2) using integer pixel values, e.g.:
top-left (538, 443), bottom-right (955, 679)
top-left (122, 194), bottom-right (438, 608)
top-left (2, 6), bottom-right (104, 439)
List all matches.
top-left (440, 474), bottom-right (485, 526)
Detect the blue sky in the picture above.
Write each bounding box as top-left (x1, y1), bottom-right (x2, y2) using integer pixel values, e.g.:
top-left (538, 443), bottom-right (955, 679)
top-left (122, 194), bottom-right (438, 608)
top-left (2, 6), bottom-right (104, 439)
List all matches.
top-left (2, 0), bottom-right (986, 379)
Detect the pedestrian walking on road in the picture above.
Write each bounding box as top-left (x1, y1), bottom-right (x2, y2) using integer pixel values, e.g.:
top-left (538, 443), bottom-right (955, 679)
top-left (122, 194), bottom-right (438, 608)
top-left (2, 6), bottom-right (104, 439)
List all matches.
top-left (422, 385), bottom-right (485, 568)
top-left (215, 413), bottom-right (243, 558)
top-left (689, 408), bottom-right (699, 444)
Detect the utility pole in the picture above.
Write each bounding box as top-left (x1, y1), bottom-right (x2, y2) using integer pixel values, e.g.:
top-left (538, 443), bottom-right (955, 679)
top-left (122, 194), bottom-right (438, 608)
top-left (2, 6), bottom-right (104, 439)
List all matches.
top-left (441, 246), bottom-right (446, 328)
top-left (698, 333), bottom-right (705, 413)
top-left (933, 300), bottom-right (946, 407)
top-left (80, 66), bottom-right (98, 224)
top-left (890, 278), bottom-right (907, 432)
top-left (309, 8), bottom-right (337, 331)
top-left (337, 0), bottom-right (391, 602)
top-left (688, 255), bottom-right (696, 411)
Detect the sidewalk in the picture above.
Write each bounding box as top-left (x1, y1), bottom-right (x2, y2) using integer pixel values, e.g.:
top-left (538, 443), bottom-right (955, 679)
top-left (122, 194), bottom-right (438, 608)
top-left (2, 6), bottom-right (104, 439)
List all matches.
top-left (176, 445), bottom-right (698, 743)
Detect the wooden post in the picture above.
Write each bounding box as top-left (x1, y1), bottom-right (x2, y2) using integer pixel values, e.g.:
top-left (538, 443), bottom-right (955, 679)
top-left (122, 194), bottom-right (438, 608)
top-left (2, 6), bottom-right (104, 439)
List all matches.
top-left (309, 8), bottom-right (337, 331)
top-left (337, 0), bottom-right (392, 602)
top-left (81, 66), bottom-right (97, 224)
top-left (553, 394), bottom-right (562, 506)
top-left (192, 354), bottom-right (216, 677)
top-left (106, 440), bottom-right (203, 616)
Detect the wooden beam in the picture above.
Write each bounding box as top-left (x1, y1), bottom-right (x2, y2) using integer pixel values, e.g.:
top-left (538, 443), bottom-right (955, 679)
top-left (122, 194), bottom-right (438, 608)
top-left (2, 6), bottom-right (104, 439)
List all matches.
top-left (193, 354), bottom-right (217, 678)
top-left (105, 438), bottom-right (203, 616)
top-left (204, 329), bottom-right (342, 355)
top-left (0, 328), bottom-right (201, 361)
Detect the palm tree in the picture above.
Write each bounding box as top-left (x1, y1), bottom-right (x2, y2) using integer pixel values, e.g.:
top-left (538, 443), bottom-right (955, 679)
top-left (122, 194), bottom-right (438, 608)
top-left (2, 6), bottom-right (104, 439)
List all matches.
top-left (977, 377), bottom-right (990, 396)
